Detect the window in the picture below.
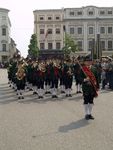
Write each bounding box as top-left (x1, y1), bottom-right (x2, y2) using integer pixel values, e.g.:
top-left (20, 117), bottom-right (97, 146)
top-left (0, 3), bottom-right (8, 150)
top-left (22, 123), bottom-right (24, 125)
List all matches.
top-left (108, 11), bottom-right (112, 14)
top-left (56, 16), bottom-right (60, 20)
top-left (70, 27), bottom-right (74, 34)
top-left (40, 17), bottom-right (44, 20)
top-left (89, 11), bottom-right (94, 15)
top-left (2, 28), bottom-right (6, 36)
top-left (78, 27), bottom-right (82, 34)
top-left (89, 27), bottom-right (93, 34)
top-left (2, 56), bottom-right (8, 62)
top-left (56, 42), bottom-right (61, 49)
top-left (108, 27), bottom-right (112, 34)
top-left (77, 11), bottom-right (82, 15)
top-left (2, 44), bottom-right (6, 51)
top-left (48, 17), bottom-right (52, 20)
top-left (100, 41), bottom-right (105, 50)
top-left (48, 29), bottom-right (52, 34)
top-left (77, 41), bottom-right (82, 50)
top-left (40, 43), bottom-right (45, 49)
top-left (100, 27), bottom-right (105, 34)
top-left (48, 43), bottom-right (53, 49)
top-left (100, 11), bottom-right (105, 15)
top-left (89, 41), bottom-right (93, 50)
top-left (70, 11), bottom-right (74, 16)
top-left (56, 28), bottom-right (60, 34)
top-left (40, 29), bottom-right (44, 34)
top-left (108, 41), bottom-right (112, 49)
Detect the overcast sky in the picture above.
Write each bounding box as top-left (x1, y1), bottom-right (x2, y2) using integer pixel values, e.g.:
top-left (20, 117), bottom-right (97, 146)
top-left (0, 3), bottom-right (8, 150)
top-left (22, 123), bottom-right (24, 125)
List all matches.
top-left (0, 0), bottom-right (113, 57)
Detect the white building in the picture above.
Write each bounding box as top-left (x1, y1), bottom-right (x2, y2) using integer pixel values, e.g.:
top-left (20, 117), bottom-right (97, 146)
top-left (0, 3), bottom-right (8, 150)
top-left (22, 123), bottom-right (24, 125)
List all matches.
top-left (64, 6), bottom-right (113, 56)
top-left (33, 9), bottom-right (64, 58)
top-left (0, 8), bottom-right (16, 63)
top-left (33, 6), bottom-right (113, 58)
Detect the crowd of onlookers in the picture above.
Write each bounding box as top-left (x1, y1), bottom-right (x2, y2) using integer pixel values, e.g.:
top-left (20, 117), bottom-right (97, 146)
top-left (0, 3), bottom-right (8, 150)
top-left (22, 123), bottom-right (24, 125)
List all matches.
top-left (0, 62), bottom-right (9, 68)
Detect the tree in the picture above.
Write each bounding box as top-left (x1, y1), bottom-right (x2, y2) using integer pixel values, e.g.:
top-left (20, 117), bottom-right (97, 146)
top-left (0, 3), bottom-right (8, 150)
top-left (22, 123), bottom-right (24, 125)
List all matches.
top-left (28, 34), bottom-right (39, 59)
top-left (62, 34), bottom-right (78, 58)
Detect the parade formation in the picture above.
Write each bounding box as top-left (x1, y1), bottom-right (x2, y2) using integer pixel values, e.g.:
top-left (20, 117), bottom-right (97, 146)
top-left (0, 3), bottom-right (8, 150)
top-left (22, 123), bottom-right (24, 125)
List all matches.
top-left (7, 54), bottom-right (113, 120)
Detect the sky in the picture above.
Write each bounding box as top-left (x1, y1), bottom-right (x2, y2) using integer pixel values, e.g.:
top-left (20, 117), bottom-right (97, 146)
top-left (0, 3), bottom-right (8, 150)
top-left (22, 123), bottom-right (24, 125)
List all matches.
top-left (0, 0), bottom-right (113, 57)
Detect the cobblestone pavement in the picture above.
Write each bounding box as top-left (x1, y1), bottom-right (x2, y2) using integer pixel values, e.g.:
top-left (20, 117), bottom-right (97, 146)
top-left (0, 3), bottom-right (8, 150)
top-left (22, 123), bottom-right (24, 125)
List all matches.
top-left (0, 69), bottom-right (113, 150)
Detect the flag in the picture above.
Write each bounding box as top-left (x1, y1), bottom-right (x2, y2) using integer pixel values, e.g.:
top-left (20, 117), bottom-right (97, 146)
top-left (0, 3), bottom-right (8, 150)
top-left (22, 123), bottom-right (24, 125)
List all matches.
top-left (82, 65), bottom-right (98, 97)
top-left (63, 25), bottom-right (66, 32)
top-left (45, 30), bottom-right (48, 39)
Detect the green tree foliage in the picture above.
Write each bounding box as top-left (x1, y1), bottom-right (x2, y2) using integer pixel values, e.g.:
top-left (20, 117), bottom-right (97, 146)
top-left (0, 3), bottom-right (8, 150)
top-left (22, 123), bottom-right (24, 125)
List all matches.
top-left (62, 34), bottom-right (78, 56)
top-left (28, 34), bottom-right (39, 59)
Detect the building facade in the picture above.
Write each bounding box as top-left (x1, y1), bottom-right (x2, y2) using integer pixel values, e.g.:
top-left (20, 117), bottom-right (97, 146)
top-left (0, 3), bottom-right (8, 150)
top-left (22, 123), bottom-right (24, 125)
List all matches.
top-left (33, 6), bottom-right (113, 58)
top-left (64, 6), bottom-right (113, 57)
top-left (0, 8), bottom-right (16, 63)
top-left (33, 9), bottom-right (64, 59)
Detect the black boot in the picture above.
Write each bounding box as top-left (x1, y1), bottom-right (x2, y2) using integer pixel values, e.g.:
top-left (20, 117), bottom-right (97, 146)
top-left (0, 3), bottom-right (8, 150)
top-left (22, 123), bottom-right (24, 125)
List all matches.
top-left (88, 114), bottom-right (94, 120)
top-left (85, 114), bottom-right (89, 120)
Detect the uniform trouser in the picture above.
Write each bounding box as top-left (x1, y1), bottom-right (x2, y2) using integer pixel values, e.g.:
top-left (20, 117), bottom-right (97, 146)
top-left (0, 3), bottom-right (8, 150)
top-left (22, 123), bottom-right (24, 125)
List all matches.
top-left (60, 77), bottom-right (65, 85)
top-left (45, 78), bottom-right (51, 86)
top-left (51, 79), bottom-right (58, 89)
top-left (16, 80), bottom-right (25, 90)
top-left (64, 77), bottom-right (73, 89)
top-left (109, 72), bottom-right (113, 89)
top-left (37, 80), bottom-right (44, 89)
top-left (83, 94), bottom-right (94, 104)
top-left (102, 79), bottom-right (106, 89)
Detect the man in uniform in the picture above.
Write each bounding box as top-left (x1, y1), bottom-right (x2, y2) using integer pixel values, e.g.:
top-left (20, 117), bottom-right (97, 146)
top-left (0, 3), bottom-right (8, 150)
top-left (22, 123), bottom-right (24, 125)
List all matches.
top-left (80, 58), bottom-right (98, 120)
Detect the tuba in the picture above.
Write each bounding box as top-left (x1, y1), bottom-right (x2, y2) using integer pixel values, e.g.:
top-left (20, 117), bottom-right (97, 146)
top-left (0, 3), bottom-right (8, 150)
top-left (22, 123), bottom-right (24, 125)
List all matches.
top-left (16, 67), bottom-right (25, 80)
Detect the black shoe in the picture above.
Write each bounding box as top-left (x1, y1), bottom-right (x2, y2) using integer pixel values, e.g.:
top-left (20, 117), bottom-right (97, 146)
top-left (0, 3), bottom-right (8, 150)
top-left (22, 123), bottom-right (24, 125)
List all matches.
top-left (69, 94), bottom-right (72, 97)
top-left (33, 92), bottom-right (37, 95)
top-left (88, 114), bottom-right (94, 120)
top-left (18, 97), bottom-right (20, 99)
top-left (54, 95), bottom-right (58, 98)
top-left (22, 96), bottom-right (24, 99)
top-left (85, 114), bottom-right (89, 120)
top-left (61, 91), bottom-right (65, 94)
top-left (45, 91), bottom-right (48, 94)
top-left (52, 95), bottom-right (55, 98)
top-left (76, 91), bottom-right (79, 94)
top-left (29, 89), bottom-right (33, 91)
top-left (66, 94), bottom-right (69, 97)
top-left (78, 91), bottom-right (82, 93)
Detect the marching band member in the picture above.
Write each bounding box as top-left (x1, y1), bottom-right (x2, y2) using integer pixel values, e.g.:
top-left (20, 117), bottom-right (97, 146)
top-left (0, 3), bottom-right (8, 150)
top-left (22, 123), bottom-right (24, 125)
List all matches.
top-left (45, 60), bottom-right (51, 94)
top-left (73, 59), bottom-right (82, 93)
top-left (64, 59), bottom-right (73, 97)
top-left (16, 62), bottom-right (26, 99)
top-left (80, 58), bottom-right (98, 120)
top-left (37, 62), bottom-right (45, 98)
top-left (32, 61), bottom-right (38, 94)
top-left (59, 61), bottom-right (65, 93)
top-left (26, 59), bottom-right (33, 91)
top-left (50, 61), bottom-right (60, 98)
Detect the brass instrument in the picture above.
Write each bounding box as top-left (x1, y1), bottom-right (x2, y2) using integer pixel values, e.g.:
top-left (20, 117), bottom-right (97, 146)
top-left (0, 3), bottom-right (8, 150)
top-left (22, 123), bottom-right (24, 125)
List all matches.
top-left (38, 62), bottom-right (46, 72)
top-left (67, 67), bottom-right (73, 76)
top-left (16, 67), bottom-right (25, 80)
top-left (53, 61), bottom-right (61, 69)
